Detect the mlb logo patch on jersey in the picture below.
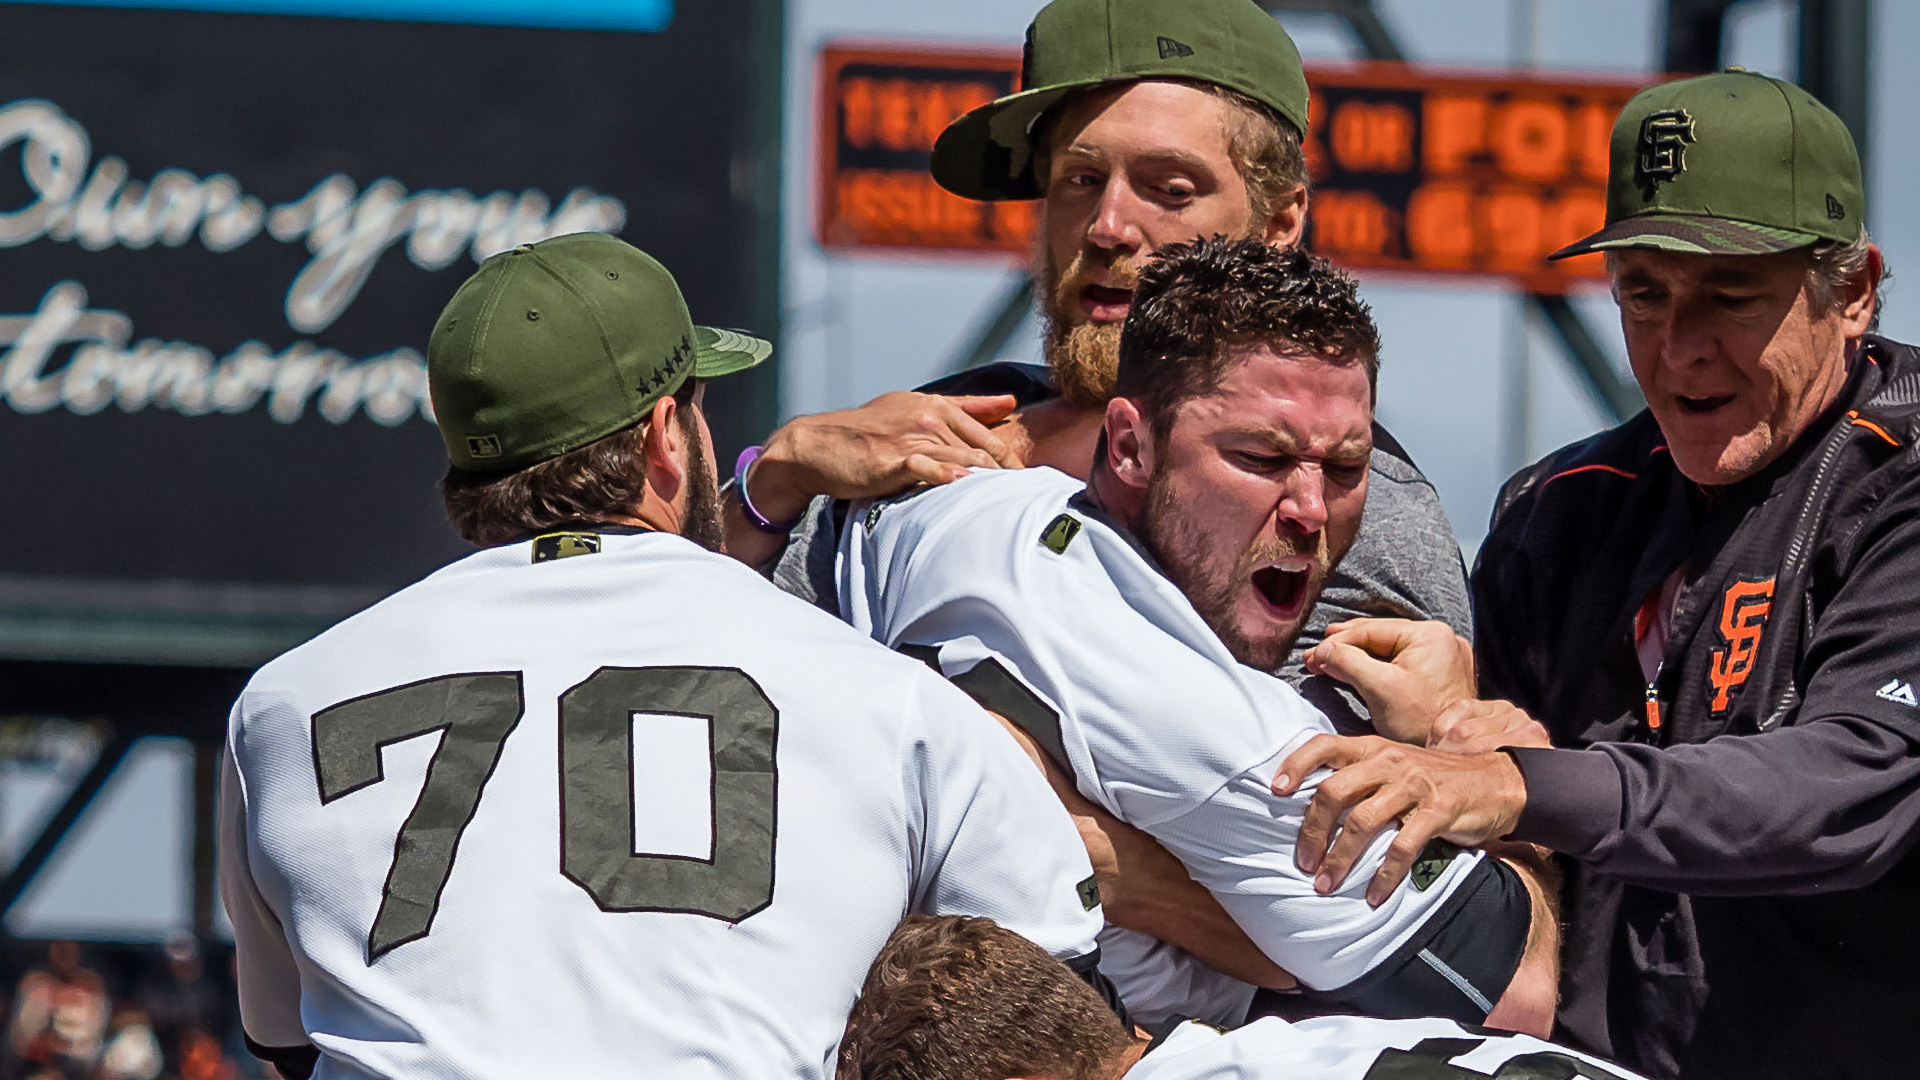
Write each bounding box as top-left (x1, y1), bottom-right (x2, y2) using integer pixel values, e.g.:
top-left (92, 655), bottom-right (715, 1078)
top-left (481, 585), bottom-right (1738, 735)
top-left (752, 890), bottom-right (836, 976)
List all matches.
top-left (1076, 873), bottom-right (1101, 911)
top-left (1039, 514), bottom-right (1082, 555)
top-left (532, 532), bottom-right (602, 563)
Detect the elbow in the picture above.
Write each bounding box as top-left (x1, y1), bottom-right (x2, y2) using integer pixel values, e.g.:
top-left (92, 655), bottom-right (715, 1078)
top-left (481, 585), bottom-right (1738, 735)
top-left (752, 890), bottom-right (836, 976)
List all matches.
top-left (1481, 946), bottom-right (1557, 1037)
top-left (1786, 834), bottom-right (1914, 894)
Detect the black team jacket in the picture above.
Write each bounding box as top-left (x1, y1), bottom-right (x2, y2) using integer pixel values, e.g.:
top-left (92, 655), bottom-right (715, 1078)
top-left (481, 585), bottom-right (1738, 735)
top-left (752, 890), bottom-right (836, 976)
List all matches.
top-left (1473, 334), bottom-right (1920, 1080)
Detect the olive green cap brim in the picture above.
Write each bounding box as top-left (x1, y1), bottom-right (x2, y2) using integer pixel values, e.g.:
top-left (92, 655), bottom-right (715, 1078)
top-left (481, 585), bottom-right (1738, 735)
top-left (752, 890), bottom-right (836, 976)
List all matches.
top-left (1548, 212), bottom-right (1820, 260)
top-left (693, 325), bottom-right (773, 378)
top-left (933, 81), bottom-right (1113, 201)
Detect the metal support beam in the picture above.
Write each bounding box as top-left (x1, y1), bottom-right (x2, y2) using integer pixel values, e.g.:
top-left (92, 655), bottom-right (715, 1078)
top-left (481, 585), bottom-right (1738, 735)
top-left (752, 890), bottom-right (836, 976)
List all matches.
top-left (1798, 0), bottom-right (1872, 180)
top-left (1663, 0), bottom-right (1739, 73)
top-left (1529, 294), bottom-right (1643, 421)
top-left (947, 276), bottom-right (1034, 374)
top-left (191, 740), bottom-right (220, 939)
top-left (1297, 0), bottom-right (1631, 422)
top-left (0, 726), bottom-right (135, 918)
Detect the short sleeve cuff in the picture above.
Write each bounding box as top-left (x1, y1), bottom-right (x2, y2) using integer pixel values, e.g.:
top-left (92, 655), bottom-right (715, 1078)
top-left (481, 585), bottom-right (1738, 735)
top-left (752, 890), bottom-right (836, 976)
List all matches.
top-left (1505, 747), bottom-right (1623, 856)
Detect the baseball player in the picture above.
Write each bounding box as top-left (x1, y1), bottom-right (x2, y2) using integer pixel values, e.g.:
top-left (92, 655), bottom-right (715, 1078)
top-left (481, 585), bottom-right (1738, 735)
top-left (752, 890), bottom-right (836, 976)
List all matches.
top-left (837, 239), bottom-right (1555, 1031)
top-left (218, 233), bottom-right (1105, 1080)
top-left (751, 0), bottom-right (1479, 1000)
top-left (839, 916), bottom-right (1650, 1080)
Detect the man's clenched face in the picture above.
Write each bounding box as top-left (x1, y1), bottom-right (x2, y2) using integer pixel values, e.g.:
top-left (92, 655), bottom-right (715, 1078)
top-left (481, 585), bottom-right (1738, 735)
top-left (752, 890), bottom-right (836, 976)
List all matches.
top-left (1135, 345), bottom-right (1372, 671)
top-left (1038, 81), bottom-right (1286, 406)
top-left (1611, 247), bottom-right (1868, 486)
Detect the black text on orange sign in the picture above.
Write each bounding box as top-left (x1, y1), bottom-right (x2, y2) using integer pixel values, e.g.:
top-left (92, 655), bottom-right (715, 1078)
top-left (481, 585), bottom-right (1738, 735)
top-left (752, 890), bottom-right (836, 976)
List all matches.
top-left (839, 76), bottom-right (1000, 154)
top-left (829, 169), bottom-right (1033, 252)
top-left (1301, 76), bottom-right (1637, 282)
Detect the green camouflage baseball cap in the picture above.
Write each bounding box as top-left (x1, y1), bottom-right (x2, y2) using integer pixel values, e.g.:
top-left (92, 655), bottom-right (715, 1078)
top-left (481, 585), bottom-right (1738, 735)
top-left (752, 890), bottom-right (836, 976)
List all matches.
top-left (1549, 68), bottom-right (1863, 260)
top-left (427, 232), bottom-right (771, 472)
top-left (930, 0), bottom-right (1308, 200)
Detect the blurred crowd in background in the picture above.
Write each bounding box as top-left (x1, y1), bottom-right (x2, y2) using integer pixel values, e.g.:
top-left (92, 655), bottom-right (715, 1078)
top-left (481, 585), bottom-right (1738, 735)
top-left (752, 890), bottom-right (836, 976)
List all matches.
top-left (1, 938), bottom-right (260, 1080)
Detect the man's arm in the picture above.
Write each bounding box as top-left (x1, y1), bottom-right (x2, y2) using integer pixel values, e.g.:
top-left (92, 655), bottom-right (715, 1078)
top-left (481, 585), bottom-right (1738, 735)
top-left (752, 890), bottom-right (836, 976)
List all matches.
top-left (218, 724), bottom-right (319, 1080)
top-left (992, 711), bottom-right (1295, 991)
top-left (1276, 718), bottom-right (1920, 900)
top-left (724, 391), bottom-right (1024, 569)
top-left (1479, 843), bottom-right (1560, 1036)
top-left (904, 675), bottom-right (1106, 965)
top-left (1285, 494), bottom-right (1920, 897)
top-left (845, 483), bottom-right (1538, 1026)
top-left (1151, 752), bottom-right (1549, 1032)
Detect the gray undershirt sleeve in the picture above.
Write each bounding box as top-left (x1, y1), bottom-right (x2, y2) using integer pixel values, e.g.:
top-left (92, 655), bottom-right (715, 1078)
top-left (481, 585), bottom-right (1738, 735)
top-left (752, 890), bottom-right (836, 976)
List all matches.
top-left (770, 494), bottom-right (843, 616)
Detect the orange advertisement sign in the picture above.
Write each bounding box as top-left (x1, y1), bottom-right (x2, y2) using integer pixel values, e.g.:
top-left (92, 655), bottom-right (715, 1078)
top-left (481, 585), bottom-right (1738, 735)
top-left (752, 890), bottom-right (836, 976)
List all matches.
top-left (815, 43), bottom-right (1646, 288)
top-left (816, 44), bottom-right (1034, 257)
top-left (1303, 64), bottom-right (1640, 289)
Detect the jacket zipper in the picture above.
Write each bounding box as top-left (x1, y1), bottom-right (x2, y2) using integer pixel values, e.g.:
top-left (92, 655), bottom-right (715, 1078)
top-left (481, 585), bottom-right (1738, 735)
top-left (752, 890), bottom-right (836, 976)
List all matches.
top-left (1643, 662), bottom-right (1664, 740)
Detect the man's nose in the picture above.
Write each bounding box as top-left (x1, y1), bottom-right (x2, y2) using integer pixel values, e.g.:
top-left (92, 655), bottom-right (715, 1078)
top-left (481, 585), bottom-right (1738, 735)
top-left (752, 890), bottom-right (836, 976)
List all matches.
top-left (1086, 178), bottom-right (1147, 252)
top-left (1659, 297), bottom-right (1719, 370)
top-left (1274, 465), bottom-right (1328, 536)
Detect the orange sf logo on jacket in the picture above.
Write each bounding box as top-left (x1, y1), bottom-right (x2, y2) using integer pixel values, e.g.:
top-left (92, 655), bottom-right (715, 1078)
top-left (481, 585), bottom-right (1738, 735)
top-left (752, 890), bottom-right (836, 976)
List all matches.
top-left (1708, 578), bottom-right (1775, 714)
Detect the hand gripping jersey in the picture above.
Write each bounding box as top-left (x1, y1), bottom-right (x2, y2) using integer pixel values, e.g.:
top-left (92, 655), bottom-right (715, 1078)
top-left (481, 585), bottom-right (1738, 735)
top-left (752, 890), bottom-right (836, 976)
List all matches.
top-left (838, 468), bottom-right (1528, 1027)
top-left (221, 530), bottom-right (1102, 1080)
top-left (1127, 1016), bottom-right (1652, 1079)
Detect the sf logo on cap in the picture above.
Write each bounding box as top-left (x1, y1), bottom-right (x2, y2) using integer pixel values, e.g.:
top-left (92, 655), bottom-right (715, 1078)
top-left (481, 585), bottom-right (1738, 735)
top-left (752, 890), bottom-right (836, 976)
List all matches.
top-left (1637, 108), bottom-right (1696, 188)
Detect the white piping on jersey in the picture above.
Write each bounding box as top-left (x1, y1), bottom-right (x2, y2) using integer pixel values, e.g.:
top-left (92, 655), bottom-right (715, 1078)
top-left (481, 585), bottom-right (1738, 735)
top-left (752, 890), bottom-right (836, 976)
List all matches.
top-left (1417, 948), bottom-right (1493, 1014)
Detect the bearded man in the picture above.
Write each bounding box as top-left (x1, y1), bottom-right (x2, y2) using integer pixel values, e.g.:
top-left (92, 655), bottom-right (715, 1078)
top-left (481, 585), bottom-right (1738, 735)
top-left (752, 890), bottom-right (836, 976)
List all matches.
top-left (741, 0), bottom-right (1469, 735)
top-left (837, 236), bottom-right (1558, 1033)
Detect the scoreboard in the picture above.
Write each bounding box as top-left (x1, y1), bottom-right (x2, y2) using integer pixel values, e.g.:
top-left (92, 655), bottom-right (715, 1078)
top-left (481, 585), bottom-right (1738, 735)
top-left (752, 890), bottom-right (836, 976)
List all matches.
top-left (815, 42), bottom-right (1644, 293)
top-left (0, 0), bottom-right (782, 664)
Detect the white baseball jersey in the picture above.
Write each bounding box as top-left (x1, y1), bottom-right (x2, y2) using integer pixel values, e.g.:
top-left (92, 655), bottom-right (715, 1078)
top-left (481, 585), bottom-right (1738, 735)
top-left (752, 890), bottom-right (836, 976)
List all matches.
top-left (838, 468), bottom-right (1507, 1026)
top-left (1129, 1017), bottom-right (1652, 1079)
top-left (221, 529), bottom-right (1102, 1080)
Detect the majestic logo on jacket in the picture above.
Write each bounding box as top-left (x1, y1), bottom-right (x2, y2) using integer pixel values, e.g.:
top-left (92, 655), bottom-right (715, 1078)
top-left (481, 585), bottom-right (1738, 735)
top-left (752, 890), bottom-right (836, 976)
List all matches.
top-left (1707, 576), bottom-right (1775, 714)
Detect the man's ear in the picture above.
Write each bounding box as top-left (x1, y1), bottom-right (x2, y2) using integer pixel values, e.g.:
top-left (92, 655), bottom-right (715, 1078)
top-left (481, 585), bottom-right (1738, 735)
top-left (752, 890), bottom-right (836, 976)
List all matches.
top-left (1838, 242), bottom-right (1884, 339)
top-left (640, 393), bottom-right (688, 501)
top-left (1102, 396), bottom-right (1153, 493)
top-left (1263, 183), bottom-right (1308, 249)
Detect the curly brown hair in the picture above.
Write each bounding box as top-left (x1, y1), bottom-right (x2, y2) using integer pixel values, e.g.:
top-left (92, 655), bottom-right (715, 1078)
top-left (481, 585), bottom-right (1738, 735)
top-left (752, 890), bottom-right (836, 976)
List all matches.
top-left (836, 916), bottom-right (1131, 1080)
top-left (1117, 236), bottom-right (1380, 442)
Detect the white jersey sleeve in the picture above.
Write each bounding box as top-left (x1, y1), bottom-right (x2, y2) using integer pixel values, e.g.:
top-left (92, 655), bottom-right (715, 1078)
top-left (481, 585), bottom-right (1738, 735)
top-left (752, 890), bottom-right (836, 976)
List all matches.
top-left (1096, 926), bottom-right (1260, 1030)
top-left (217, 722), bottom-right (307, 1062)
top-left (1126, 1016), bottom-right (1653, 1080)
top-left (903, 667), bottom-right (1106, 959)
top-left (839, 469), bottom-right (1507, 1011)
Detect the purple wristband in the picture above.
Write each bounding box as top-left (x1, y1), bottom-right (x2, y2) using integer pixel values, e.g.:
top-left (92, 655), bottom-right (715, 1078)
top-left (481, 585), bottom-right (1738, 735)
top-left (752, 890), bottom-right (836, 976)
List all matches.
top-left (732, 445), bottom-right (801, 534)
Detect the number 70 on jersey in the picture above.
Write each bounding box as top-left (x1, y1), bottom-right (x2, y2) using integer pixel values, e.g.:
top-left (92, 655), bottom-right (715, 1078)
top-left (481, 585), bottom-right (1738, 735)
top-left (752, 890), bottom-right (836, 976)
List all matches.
top-left (310, 665), bottom-right (780, 962)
